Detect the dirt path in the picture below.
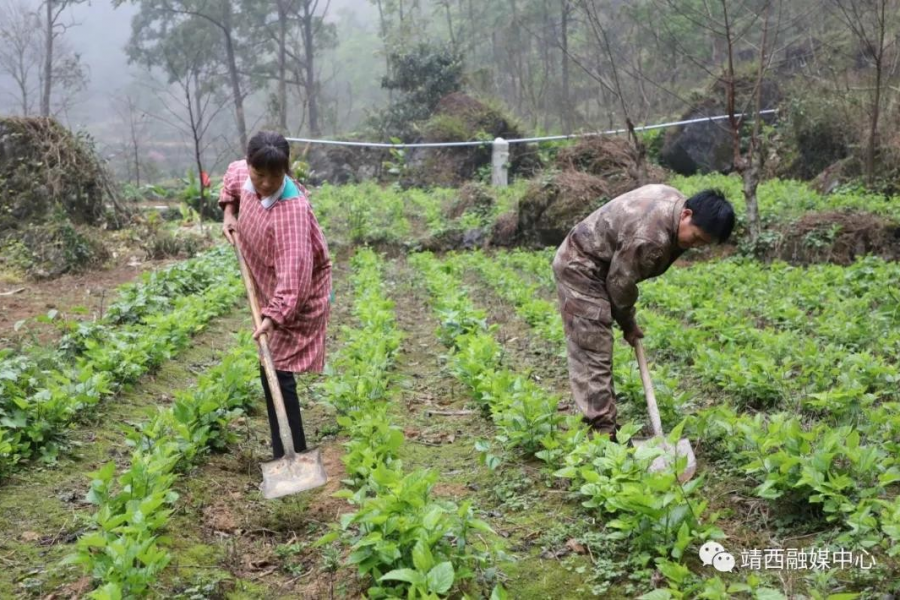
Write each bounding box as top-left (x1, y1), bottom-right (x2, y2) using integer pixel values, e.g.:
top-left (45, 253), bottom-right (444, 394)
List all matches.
top-left (152, 259), bottom-right (357, 599)
top-left (386, 255), bottom-right (598, 598)
top-left (0, 307), bottom-right (246, 598)
top-left (0, 257), bottom-right (177, 350)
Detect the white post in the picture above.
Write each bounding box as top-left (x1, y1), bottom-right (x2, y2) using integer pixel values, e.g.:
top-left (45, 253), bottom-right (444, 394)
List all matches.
top-left (491, 137), bottom-right (509, 187)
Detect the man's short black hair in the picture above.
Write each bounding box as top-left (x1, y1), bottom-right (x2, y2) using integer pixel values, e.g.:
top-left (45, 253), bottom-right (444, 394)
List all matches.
top-left (247, 131), bottom-right (291, 175)
top-left (685, 189), bottom-right (735, 243)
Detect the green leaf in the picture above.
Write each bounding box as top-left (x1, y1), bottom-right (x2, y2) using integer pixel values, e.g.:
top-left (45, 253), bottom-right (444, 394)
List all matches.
top-left (639, 591), bottom-right (673, 600)
top-left (490, 585), bottom-right (509, 600)
top-left (423, 506), bottom-right (443, 530)
top-left (426, 562), bottom-right (455, 595)
top-left (379, 568), bottom-right (425, 586)
top-left (89, 582), bottom-right (123, 600)
top-left (314, 531), bottom-right (340, 547)
top-left (77, 533), bottom-right (109, 548)
top-left (412, 539), bottom-right (435, 572)
top-left (754, 589), bottom-right (787, 600)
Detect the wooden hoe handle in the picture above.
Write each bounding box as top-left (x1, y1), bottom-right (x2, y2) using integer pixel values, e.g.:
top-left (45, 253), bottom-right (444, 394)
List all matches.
top-left (232, 234), bottom-right (297, 459)
top-left (634, 339), bottom-right (664, 438)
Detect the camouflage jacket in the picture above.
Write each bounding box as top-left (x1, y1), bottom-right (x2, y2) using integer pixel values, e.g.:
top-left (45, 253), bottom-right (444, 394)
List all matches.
top-left (552, 184), bottom-right (687, 331)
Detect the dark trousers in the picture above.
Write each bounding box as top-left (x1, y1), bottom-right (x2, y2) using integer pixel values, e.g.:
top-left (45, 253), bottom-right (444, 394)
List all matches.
top-left (259, 365), bottom-right (308, 458)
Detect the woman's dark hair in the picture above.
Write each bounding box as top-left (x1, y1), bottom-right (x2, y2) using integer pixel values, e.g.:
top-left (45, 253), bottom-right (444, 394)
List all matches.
top-left (247, 131), bottom-right (290, 174)
top-left (685, 189), bottom-right (735, 243)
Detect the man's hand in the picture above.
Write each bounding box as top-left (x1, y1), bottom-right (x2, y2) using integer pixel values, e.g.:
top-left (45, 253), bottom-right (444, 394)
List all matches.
top-left (222, 209), bottom-right (238, 245)
top-left (624, 324), bottom-right (644, 347)
top-left (253, 317), bottom-right (274, 340)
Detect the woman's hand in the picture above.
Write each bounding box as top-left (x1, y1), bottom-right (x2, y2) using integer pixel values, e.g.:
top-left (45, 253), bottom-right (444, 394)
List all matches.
top-left (253, 317), bottom-right (275, 340)
top-left (222, 209), bottom-right (238, 245)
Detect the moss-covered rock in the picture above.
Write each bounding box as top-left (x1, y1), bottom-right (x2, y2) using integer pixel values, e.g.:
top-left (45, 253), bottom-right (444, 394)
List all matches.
top-left (405, 93), bottom-right (541, 187)
top-left (659, 75), bottom-right (781, 175)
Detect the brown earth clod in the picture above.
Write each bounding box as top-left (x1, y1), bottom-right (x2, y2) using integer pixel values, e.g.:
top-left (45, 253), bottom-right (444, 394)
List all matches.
top-left (770, 211), bottom-right (900, 265)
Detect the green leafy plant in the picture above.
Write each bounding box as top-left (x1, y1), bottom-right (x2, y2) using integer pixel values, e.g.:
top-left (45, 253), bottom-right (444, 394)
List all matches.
top-left (317, 249), bottom-right (497, 598)
top-left (0, 247), bottom-right (243, 478)
top-left (66, 339), bottom-right (258, 597)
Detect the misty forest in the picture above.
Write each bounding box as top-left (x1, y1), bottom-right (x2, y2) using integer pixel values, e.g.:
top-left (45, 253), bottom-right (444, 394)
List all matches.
top-left (1, 0), bottom-right (900, 598)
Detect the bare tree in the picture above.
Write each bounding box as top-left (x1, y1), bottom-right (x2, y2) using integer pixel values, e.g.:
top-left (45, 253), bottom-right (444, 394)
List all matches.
top-left (0, 0), bottom-right (41, 115)
top-left (1, 0), bottom-right (86, 117)
top-left (725, 0), bottom-right (778, 244)
top-left (136, 17), bottom-right (230, 213)
top-left (39, 0), bottom-right (88, 117)
top-left (830, 0), bottom-right (900, 185)
top-left (651, 0), bottom-right (787, 243)
top-left (276, 0), bottom-right (289, 131)
top-left (43, 36), bottom-right (88, 118)
top-left (118, 0), bottom-right (256, 150)
top-left (262, 0), bottom-right (332, 135)
top-left (113, 94), bottom-right (149, 186)
top-left (571, 0), bottom-right (648, 183)
top-left (560, 0), bottom-right (573, 131)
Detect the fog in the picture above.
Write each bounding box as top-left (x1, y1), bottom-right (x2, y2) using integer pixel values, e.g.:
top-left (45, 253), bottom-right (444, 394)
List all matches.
top-left (0, 0), bottom-right (386, 179)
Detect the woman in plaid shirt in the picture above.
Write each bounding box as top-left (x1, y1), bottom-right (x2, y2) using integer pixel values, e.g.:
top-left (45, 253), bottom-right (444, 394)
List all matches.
top-left (219, 131), bottom-right (332, 459)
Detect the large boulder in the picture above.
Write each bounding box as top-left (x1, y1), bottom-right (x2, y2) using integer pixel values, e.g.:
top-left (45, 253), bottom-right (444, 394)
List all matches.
top-left (660, 78), bottom-right (781, 175)
top-left (658, 98), bottom-right (735, 175)
top-left (300, 143), bottom-right (388, 186)
top-left (770, 211), bottom-right (900, 265)
top-left (404, 92), bottom-right (541, 187)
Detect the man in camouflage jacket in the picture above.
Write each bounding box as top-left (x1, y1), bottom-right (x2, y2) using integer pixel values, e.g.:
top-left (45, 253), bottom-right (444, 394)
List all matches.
top-left (552, 185), bottom-right (735, 438)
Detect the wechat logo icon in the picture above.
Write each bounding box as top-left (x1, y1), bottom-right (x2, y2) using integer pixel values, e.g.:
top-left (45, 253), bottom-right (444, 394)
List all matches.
top-left (699, 542), bottom-right (735, 573)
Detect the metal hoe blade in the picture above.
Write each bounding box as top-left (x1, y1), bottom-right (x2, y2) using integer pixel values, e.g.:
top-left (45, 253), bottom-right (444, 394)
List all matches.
top-left (232, 237), bottom-right (329, 502)
top-left (633, 340), bottom-right (697, 483)
top-left (632, 437), bottom-right (697, 483)
top-left (260, 447), bottom-right (328, 500)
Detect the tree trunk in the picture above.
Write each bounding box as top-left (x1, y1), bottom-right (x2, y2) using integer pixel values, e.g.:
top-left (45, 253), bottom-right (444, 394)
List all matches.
top-left (467, 0), bottom-right (474, 51)
top-left (374, 0), bottom-right (391, 103)
top-left (278, 0), bottom-right (288, 131)
top-left (444, 2), bottom-right (456, 50)
top-left (186, 71), bottom-right (207, 217)
top-left (18, 65), bottom-right (29, 115)
top-left (222, 7), bottom-right (247, 150)
top-left (302, 0), bottom-right (319, 135)
top-left (742, 162), bottom-right (761, 241)
top-left (866, 0), bottom-right (887, 186)
top-left (626, 119), bottom-right (647, 186)
top-left (737, 0), bottom-right (771, 244)
top-left (539, 0), bottom-right (552, 131)
top-left (129, 99), bottom-right (141, 186)
top-left (509, 0), bottom-right (523, 114)
top-left (560, 0), bottom-right (571, 131)
top-left (868, 57), bottom-right (882, 185)
top-left (41, 0), bottom-right (53, 117)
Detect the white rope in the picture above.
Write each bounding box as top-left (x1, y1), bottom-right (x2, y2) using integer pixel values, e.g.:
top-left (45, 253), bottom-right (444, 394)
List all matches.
top-left (285, 109), bottom-right (778, 149)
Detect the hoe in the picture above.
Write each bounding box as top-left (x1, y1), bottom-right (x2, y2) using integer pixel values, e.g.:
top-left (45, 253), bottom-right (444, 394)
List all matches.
top-left (631, 339), bottom-right (697, 483)
top-left (233, 234), bottom-right (328, 499)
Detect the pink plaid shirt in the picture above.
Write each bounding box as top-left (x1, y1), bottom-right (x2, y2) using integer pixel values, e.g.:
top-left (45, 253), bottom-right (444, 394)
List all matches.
top-left (219, 160), bottom-right (332, 372)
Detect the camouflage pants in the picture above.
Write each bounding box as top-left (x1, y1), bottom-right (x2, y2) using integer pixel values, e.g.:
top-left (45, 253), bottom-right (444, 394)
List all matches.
top-left (554, 280), bottom-right (617, 433)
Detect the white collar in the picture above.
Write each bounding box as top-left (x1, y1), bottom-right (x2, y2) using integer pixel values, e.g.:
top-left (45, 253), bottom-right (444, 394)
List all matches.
top-left (243, 176), bottom-right (287, 209)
